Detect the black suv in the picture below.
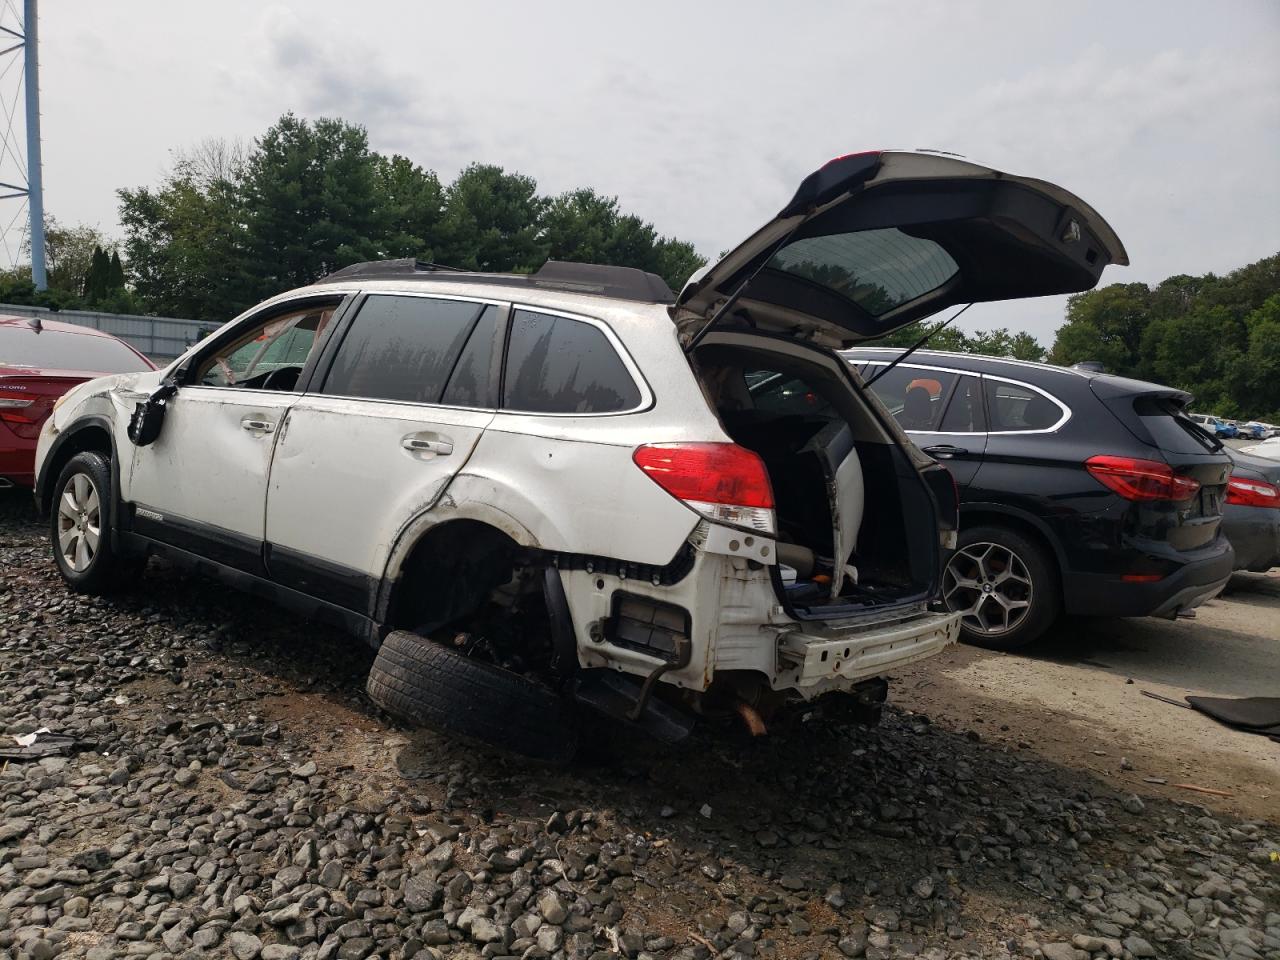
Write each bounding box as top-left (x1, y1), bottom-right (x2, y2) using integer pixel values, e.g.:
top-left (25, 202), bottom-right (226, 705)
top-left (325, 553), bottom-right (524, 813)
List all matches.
top-left (844, 348), bottom-right (1234, 649)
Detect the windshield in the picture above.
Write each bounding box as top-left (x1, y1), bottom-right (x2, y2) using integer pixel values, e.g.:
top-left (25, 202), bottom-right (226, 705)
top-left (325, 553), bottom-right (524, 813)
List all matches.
top-left (1, 327), bottom-right (152, 374)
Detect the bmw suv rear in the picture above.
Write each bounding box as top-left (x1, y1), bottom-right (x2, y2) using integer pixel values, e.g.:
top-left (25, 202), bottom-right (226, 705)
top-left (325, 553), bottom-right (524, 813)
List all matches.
top-left (848, 348), bottom-right (1234, 649)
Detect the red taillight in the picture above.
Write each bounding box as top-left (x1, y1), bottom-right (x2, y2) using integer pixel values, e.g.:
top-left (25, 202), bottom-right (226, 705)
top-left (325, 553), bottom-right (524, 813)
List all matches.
top-left (1084, 455), bottom-right (1201, 502)
top-left (0, 393), bottom-right (41, 424)
top-left (1226, 476), bottom-right (1280, 508)
top-left (633, 442), bottom-right (775, 533)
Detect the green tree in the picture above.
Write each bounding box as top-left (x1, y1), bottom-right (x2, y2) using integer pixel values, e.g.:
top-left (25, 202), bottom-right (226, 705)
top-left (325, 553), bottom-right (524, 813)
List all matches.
top-left (1048, 283), bottom-right (1152, 372)
top-left (240, 113), bottom-right (385, 289)
top-left (373, 153), bottom-right (444, 260)
top-left (437, 163), bottom-right (546, 271)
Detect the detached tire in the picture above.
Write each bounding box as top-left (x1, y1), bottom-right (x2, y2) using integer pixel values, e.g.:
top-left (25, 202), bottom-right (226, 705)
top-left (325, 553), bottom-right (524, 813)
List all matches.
top-left (943, 524), bottom-right (1059, 651)
top-left (367, 630), bottom-right (578, 763)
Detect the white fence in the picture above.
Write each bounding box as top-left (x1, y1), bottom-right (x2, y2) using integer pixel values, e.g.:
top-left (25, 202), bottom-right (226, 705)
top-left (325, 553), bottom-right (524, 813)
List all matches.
top-left (0, 303), bottom-right (217, 363)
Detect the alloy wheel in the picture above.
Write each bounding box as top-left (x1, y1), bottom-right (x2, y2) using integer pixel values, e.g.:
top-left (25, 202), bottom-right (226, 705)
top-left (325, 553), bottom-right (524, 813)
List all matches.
top-left (943, 541), bottom-right (1033, 636)
top-left (57, 473), bottom-right (101, 573)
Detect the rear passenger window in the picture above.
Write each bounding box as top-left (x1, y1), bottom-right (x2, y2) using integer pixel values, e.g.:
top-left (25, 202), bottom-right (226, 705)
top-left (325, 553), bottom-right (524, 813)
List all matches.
top-left (985, 379), bottom-right (1063, 431)
top-left (441, 306), bottom-right (500, 408)
top-left (503, 310), bottom-right (640, 414)
top-left (939, 375), bottom-right (985, 432)
top-left (322, 295), bottom-right (485, 404)
top-left (862, 364), bottom-right (958, 431)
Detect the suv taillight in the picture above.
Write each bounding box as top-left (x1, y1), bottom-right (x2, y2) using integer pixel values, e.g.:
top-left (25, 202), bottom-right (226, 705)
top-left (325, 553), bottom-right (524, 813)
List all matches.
top-left (633, 442), bottom-right (775, 534)
top-left (1084, 455), bottom-right (1200, 502)
top-left (1226, 476), bottom-right (1280, 508)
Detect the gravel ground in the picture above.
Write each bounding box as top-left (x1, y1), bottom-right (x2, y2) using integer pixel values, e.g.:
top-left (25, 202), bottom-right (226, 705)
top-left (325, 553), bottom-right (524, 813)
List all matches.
top-left (2, 490), bottom-right (1278, 960)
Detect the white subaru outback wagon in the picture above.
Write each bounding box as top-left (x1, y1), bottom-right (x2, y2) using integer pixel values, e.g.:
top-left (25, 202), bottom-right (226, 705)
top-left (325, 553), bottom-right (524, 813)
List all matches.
top-left (35, 151), bottom-right (1126, 760)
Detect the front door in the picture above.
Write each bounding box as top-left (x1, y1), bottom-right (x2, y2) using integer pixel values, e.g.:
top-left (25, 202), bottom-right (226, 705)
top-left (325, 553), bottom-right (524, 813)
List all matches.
top-left (124, 298), bottom-right (343, 572)
top-left (264, 293), bottom-right (504, 612)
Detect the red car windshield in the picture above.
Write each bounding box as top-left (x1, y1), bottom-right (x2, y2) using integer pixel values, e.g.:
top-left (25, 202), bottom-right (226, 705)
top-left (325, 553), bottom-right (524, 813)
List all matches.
top-left (1, 326), bottom-right (152, 374)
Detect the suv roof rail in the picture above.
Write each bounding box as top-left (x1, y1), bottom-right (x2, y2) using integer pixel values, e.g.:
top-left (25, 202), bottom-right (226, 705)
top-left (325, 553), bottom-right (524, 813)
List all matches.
top-left (322, 258), bottom-right (466, 281)
top-left (316, 258), bottom-right (676, 303)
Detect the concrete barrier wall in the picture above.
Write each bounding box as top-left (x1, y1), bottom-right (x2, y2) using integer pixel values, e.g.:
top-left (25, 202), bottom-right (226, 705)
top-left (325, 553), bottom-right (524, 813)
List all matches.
top-left (0, 303), bottom-right (218, 363)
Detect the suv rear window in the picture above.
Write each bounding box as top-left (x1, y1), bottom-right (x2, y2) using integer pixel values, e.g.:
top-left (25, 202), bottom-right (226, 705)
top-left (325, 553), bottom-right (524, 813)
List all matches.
top-left (322, 295), bottom-right (488, 405)
top-left (1, 326), bottom-right (151, 374)
top-left (1136, 397), bottom-right (1219, 454)
top-left (768, 229), bottom-right (959, 317)
top-left (985, 379), bottom-right (1064, 432)
top-left (503, 310), bottom-right (640, 414)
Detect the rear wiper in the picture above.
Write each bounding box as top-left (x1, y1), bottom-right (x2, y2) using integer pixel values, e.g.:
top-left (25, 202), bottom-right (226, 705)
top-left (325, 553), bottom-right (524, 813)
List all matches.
top-left (864, 303), bottom-right (972, 388)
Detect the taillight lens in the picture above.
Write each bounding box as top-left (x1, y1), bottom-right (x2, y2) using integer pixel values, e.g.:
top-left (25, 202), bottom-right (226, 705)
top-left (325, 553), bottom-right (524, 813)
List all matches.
top-left (1226, 476), bottom-right (1280, 508)
top-left (633, 442), bottom-right (775, 534)
top-left (1085, 455), bottom-right (1201, 502)
top-left (0, 394), bottom-right (40, 424)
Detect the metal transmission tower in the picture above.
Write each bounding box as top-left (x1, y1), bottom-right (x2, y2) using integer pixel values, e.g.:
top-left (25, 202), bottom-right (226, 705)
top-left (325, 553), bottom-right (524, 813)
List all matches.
top-left (0, 0), bottom-right (45, 289)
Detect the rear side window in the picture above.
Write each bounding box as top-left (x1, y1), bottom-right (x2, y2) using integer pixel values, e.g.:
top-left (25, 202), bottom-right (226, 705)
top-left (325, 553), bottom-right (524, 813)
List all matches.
top-left (863, 364), bottom-right (959, 431)
top-left (441, 306), bottom-right (500, 408)
top-left (322, 295), bottom-right (486, 404)
top-left (939, 375), bottom-right (985, 432)
top-left (985, 379), bottom-right (1064, 432)
top-left (503, 310), bottom-right (640, 414)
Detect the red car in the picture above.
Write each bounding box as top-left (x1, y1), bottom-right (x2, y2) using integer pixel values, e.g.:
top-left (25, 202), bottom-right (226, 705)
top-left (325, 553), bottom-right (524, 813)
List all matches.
top-left (1, 315), bottom-right (155, 488)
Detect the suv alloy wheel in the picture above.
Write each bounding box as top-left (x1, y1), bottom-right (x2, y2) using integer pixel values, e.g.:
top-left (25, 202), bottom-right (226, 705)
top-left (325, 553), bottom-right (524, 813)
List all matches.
top-left (943, 524), bottom-right (1059, 650)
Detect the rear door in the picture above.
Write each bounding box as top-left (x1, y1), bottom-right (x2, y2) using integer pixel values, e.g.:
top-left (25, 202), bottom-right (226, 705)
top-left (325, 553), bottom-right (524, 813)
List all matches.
top-left (859, 362), bottom-right (989, 486)
top-left (263, 293), bottom-right (503, 612)
top-left (672, 151), bottom-right (1127, 348)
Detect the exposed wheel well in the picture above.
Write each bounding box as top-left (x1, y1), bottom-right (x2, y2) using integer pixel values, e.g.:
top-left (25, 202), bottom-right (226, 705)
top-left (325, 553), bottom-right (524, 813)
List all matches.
top-left (40, 426), bottom-right (113, 516)
top-left (958, 508), bottom-right (1064, 595)
top-left (387, 519), bottom-right (524, 634)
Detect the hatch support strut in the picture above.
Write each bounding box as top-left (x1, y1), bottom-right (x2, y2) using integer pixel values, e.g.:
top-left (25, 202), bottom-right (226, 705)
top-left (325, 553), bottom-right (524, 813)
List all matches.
top-left (682, 221), bottom-right (805, 355)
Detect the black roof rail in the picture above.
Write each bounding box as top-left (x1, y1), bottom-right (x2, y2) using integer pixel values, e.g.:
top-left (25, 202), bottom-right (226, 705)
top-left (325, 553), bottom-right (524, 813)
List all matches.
top-left (316, 258), bottom-right (675, 303)
top-left (322, 258), bottom-right (466, 281)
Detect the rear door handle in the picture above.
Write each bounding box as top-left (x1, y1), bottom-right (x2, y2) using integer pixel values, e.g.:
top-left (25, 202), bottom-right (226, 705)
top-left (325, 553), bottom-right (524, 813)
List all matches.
top-left (923, 444), bottom-right (968, 459)
top-left (241, 416), bottom-right (275, 433)
top-left (402, 436), bottom-right (453, 456)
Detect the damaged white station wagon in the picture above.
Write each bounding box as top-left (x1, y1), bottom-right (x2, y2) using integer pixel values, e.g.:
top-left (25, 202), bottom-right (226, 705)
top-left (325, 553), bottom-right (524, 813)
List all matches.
top-left (35, 151), bottom-right (1126, 760)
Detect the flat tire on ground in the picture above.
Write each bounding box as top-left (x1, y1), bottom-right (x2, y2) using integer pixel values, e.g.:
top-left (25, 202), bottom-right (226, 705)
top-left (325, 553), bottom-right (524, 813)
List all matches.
top-left (366, 629), bottom-right (578, 763)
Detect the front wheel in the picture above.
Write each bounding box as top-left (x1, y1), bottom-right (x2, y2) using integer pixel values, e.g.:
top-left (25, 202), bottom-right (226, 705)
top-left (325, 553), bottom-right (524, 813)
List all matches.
top-left (942, 524), bottom-right (1059, 650)
top-left (51, 451), bottom-right (139, 594)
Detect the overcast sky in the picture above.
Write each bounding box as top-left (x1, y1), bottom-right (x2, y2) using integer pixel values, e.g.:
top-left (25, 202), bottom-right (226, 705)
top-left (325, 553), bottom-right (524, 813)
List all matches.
top-left (15, 0), bottom-right (1280, 341)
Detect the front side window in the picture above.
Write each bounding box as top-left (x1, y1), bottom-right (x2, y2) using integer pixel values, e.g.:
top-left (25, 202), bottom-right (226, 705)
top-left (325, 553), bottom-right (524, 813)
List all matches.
top-left (863, 364), bottom-right (959, 432)
top-left (502, 310), bottom-right (641, 414)
top-left (322, 296), bottom-right (490, 404)
top-left (984, 379), bottom-right (1063, 432)
top-left (195, 304), bottom-right (336, 390)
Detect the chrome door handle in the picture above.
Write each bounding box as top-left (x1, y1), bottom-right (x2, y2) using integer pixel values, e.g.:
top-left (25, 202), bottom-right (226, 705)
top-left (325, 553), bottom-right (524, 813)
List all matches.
top-left (402, 437), bottom-right (453, 455)
top-left (241, 417), bottom-right (275, 433)
top-left (923, 444), bottom-right (967, 459)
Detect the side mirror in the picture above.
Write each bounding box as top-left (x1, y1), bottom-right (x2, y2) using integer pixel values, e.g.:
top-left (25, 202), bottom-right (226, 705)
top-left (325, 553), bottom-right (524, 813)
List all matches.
top-left (127, 381), bottom-right (178, 447)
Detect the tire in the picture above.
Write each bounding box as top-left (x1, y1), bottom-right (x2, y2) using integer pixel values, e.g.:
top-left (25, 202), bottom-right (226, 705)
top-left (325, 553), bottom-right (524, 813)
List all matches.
top-left (942, 524), bottom-right (1059, 651)
top-left (366, 630), bottom-right (579, 763)
top-left (50, 451), bottom-right (140, 594)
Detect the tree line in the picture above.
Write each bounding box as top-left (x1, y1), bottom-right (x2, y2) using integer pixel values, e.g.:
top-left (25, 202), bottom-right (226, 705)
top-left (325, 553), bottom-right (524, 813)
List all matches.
top-left (1046, 254), bottom-right (1280, 421)
top-left (1, 111), bottom-right (1275, 421)
top-left (1, 113), bottom-right (705, 321)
